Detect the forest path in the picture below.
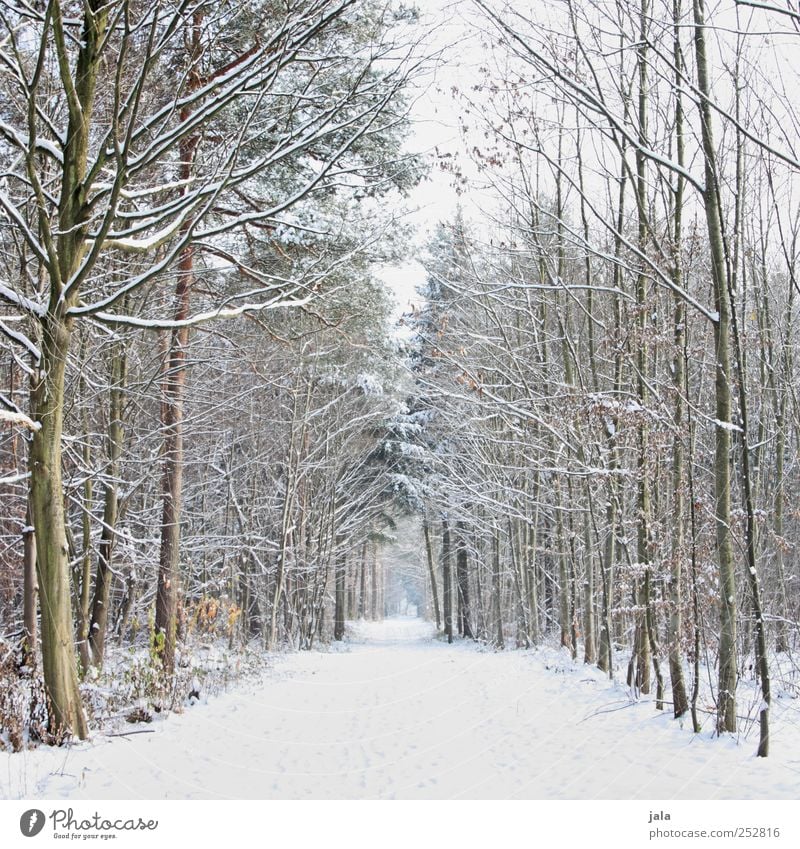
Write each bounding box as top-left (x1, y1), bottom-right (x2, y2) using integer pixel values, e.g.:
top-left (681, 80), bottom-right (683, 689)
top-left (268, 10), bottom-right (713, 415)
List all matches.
top-left (3, 617), bottom-right (797, 799)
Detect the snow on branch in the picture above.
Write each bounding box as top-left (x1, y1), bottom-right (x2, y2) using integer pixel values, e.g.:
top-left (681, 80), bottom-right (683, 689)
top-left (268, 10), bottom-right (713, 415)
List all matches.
top-left (92, 294), bottom-right (316, 330)
top-left (0, 409), bottom-right (40, 431)
top-left (0, 471), bottom-right (31, 485)
top-left (96, 207), bottom-right (192, 254)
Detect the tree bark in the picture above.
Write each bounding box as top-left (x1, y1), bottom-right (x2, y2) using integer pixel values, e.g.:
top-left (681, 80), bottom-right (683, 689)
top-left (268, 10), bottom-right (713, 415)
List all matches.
top-left (441, 517), bottom-right (454, 644)
top-left (667, 0), bottom-right (690, 719)
top-left (371, 553), bottom-right (378, 621)
top-left (26, 0), bottom-right (109, 740)
top-left (492, 527), bottom-right (505, 649)
top-left (77, 360), bottom-right (93, 676)
top-left (358, 540), bottom-right (367, 619)
top-left (423, 518), bottom-right (441, 629)
top-left (22, 499), bottom-right (37, 668)
top-left (89, 344), bottom-right (126, 668)
top-left (455, 521), bottom-right (474, 639)
top-left (154, 11), bottom-right (203, 673)
top-left (334, 548), bottom-right (346, 641)
top-left (693, 0), bottom-right (738, 734)
top-left (30, 321), bottom-right (88, 741)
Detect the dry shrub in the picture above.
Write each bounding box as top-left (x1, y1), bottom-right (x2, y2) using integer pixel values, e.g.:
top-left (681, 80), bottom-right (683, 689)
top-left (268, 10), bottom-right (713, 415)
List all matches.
top-left (0, 639), bottom-right (49, 751)
top-left (186, 595), bottom-right (241, 640)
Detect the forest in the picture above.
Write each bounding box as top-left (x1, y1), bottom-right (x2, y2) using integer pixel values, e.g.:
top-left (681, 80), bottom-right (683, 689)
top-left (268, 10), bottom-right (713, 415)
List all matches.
top-left (1, 0), bottom-right (799, 785)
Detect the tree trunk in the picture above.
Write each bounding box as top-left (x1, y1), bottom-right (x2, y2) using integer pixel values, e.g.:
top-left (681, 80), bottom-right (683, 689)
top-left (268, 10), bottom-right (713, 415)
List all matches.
top-left (582, 483), bottom-right (596, 665)
top-left (525, 514), bottom-right (540, 645)
top-left (334, 548), bottom-right (346, 641)
top-left (556, 493), bottom-right (572, 652)
top-left (441, 517), bottom-right (453, 644)
top-left (154, 283), bottom-right (190, 673)
top-left (358, 540), bottom-right (367, 619)
top-left (30, 320), bottom-right (88, 741)
top-left (693, 0), bottom-right (738, 734)
top-left (423, 518), bottom-right (441, 629)
top-left (77, 366), bottom-right (93, 676)
top-left (455, 521), bottom-right (474, 639)
top-left (25, 0), bottom-right (109, 743)
top-left (89, 344), bottom-right (126, 668)
top-left (154, 12), bottom-right (204, 673)
top-left (492, 528), bottom-right (504, 649)
top-left (667, 0), bottom-right (690, 719)
top-left (632, 0), bottom-right (653, 701)
top-left (598, 98), bottom-right (627, 679)
top-left (630, 579), bottom-right (651, 695)
top-left (371, 554), bottom-right (378, 621)
top-left (597, 494), bottom-right (615, 676)
top-left (644, 568), bottom-right (665, 709)
top-left (22, 499), bottom-right (37, 668)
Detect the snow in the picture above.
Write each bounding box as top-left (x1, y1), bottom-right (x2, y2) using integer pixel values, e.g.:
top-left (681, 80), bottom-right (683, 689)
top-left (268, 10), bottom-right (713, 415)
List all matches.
top-left (355, 372), bottom-right (384, 396)
top-left (2, 617), bottom-right (798, 800)
top-left (0, 279), bottom-right (45, 318)
top-left (0, 471), bottom-right (30, 485)
top-left (713, 418), bottom-right (744, 433)
top-left (99, 208), bottom-right (191, 254)
top-left (0, 409), bottom-right (40, 431)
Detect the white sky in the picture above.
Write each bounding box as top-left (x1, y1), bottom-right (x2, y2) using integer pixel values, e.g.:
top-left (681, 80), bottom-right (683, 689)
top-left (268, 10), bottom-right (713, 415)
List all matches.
top-left (379, 0), bottom-right (800, 330)
top-left (379, 0), bottom-right (483, 328)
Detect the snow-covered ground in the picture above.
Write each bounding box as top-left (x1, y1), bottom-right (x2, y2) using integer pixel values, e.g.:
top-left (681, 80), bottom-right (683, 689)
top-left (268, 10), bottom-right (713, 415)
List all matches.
top-left (2, 617), bottom-right (798, 799)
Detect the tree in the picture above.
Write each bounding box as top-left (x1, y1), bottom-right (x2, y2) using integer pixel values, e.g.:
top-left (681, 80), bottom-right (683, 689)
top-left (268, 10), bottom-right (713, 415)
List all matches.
top-left (0, 0), bottom-right (421, 739)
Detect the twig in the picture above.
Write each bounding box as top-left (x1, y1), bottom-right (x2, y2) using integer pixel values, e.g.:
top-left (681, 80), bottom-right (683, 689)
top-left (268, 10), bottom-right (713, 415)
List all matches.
top-left (104, 729), bottom-right (156, 738)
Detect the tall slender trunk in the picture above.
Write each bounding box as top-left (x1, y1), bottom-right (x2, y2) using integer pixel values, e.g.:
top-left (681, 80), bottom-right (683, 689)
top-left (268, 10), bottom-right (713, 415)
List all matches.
top-left (644, 568), bottom-right (665, 708)
top-left (455, 521), bottom-right (474, 639)
top-left (630, 579), bottom-right (651, 695)
top-left (597, 485), bottom-right (616, 676)
top-left (492, 527), bottom-right (504, 649)
top-left (667, 0), bottom-right (690, 719)
top-left (555, 485), bottom-right (572, 653)
top-left (22, 499), bottom-right (37, 668)
top-left (598, 131), bottom-right (626, 678)
top-left (677, 330), bottom-right (703, 734)
top-left (270, 457), bottom-right (295, 649)
top-left (507, 517), bottom-right (528, 647)
top-left (729, 295), bottom-right (771, 754)
top-left (525, 517), bottom-right (540, 644)
top-left (632, 0), bottom-right (656, 701)
top-left (693, 0), bottom-right (738, 734)
top-left (358, 540), bottom-right (368, 619)
top-left (88, 343), bottom-right (126, 668)
top-left (334, 547), bottom-right (346, 641)
top-left (582, 482), bottom-right (596, 665)
top-left (441, 517), bottom-right (453, 644)
top-left (728, 19), bottom-right (770, 754)
top-left (718, 79), bottom-right (766, 756)
top-left (154, 12), bottom-right (203, 673)
top-left (77, 355), bottom-right (93, 675)
top-left (423, 518), bottom-right (441, 629)
top-left (371, 554), bottom-right (378, 621)
top-left (154, 246), bottom-right (192, 673)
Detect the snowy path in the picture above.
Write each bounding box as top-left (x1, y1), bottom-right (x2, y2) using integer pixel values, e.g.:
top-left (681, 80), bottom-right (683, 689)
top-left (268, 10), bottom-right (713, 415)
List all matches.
top-left (2, 617), bottom-right (798, 799)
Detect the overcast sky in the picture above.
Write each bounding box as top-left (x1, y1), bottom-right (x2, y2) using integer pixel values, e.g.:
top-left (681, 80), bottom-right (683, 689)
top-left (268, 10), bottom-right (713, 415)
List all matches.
top-left (379, 0), bottom-right (483, 328)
